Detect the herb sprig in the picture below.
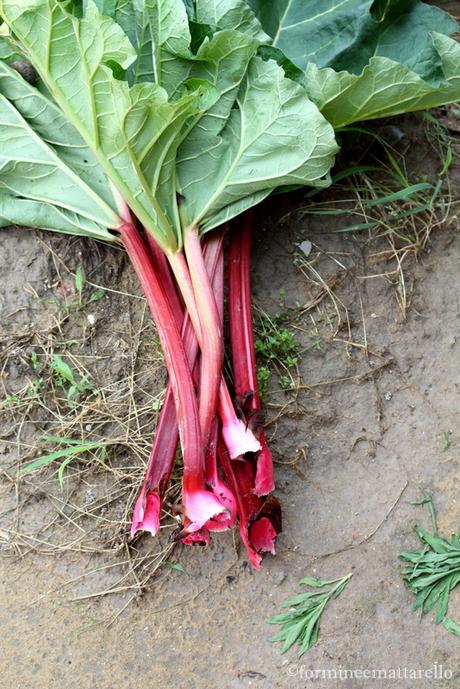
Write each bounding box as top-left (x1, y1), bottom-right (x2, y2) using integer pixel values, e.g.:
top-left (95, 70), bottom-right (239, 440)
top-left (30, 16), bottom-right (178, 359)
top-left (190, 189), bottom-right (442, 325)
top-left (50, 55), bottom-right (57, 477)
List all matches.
top-left (268, 573), bottom-right (352, 656)
top-left (401, 492), bottom-right (460, 636)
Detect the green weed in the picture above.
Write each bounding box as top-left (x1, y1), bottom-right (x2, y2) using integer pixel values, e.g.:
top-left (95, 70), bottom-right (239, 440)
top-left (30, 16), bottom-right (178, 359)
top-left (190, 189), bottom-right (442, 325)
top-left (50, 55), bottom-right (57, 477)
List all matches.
top-left (255, 310), bottom-right (300, 394)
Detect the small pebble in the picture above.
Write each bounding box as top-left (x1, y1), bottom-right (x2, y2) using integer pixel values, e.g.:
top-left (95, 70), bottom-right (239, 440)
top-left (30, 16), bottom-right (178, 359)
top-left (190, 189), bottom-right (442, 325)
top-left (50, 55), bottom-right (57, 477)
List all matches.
top-left (384, 391), bottom-right (393, 401)
top-left (84, 488), bottom-right (95, 504)
top-left (297, 240), bottom-right (312, 257)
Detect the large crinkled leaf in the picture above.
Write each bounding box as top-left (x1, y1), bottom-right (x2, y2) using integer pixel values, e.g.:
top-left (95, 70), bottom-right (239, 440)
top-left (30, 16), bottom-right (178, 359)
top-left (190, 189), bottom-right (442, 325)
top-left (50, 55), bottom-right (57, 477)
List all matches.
top-left (0, 61), bottom-right (118, 217)
top-left (177, 56), bottom-right (338, 232)
top-left (0, 192), bottom-right (116, 240)
top-left (88, 1), bottom-right (265, 95)
top-left (248, 0), bottom-right (460, 126)
top-left (0, 91), bottom-right (120, 229)
top-left (248, 0), bottom-right (458, 81)
top-left (0, 0), bottom-right (206, 251)
top-left (184, 30), bottom-right (259, 137)
top-left (330, 2), bottom-right (457, 84)
top-left (89, 0), bottom-right (192, 93)
top-left (304, 33), bottom-right (460, 128)
top-left (0, 25), bottom-right (118, 239)
top-left (370, 0), bottom-right (400, 22)
top-left (193, 0), bottom-right (268, 40)
top-left (86, 0), bottom-right (117, 13)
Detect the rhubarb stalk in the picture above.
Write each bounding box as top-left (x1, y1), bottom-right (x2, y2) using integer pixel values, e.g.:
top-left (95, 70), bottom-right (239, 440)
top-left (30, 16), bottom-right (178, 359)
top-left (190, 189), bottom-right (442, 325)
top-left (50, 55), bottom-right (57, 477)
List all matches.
top-left (169, 228), bottom-right (261, 459)
top-left (131, 230), bottom-right (230, 537)
top-left (213, 225), bottom-right (280, 566)
top-left (119, 220), bottom-right (226, 533)
top-left (228, 212), bottom-right (275, 495)
top-left (168, 225), bottom-right (222, 449)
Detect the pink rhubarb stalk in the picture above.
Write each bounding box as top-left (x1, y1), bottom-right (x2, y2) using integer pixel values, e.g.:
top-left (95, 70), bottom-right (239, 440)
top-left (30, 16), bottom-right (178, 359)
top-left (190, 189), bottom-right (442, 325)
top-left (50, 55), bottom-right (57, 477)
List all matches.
top-left (131, 230), bottom-right (230, 538)
top-left (228, 212), bottom-right (275, 495)
top-left (144, 231), bottom-right (184, 326)
top-left (212, 235), bottom-right (261, 459)
top-left (212, 231), bottom-right (279, 561)
top-left (218, 381), bottom-right (261, 459)
top-left (203, 418), bottom-right (237, 531)
top-left (119, 220), bottom-right (227, 534)
top-left (169, 229), bottom-right (261, 459)
top-left (169, 226), bottom-right (222, 449)
top-left (130, 233), bottom-right (184, 537)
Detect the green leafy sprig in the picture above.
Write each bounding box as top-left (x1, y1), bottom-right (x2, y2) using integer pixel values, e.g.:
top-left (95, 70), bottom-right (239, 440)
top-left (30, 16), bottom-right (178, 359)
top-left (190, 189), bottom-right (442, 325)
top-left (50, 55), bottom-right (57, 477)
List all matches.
top-left (268, 573), bottom-right (352, 656)
top-left (400, 492), bottom-right (460, 637)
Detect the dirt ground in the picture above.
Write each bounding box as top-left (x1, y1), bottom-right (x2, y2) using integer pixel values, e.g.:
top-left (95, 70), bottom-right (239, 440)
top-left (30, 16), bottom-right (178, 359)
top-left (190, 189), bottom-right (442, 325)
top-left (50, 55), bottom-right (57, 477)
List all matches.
top-left (1, 114), bottom-right (460, 689)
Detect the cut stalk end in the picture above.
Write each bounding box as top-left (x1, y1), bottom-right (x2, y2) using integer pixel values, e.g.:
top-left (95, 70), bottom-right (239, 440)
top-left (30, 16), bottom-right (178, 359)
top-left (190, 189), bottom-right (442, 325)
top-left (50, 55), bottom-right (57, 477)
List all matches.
top-left (221, 416), bottom-right (262, 459)
top-left (130, 490), bottom-right (161, 537)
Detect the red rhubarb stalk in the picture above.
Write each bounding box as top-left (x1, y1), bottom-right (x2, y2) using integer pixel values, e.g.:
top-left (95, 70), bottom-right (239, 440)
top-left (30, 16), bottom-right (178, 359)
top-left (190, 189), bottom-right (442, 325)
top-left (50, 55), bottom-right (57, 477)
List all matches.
top-left (130, 390), bottom-right (178, 537)
top-left (144, 231), bottom-right (184, 328)
top-left (204, 418), bottom-right (237, 531)
top-left (214, 245), bottom-right (261, 458)
top-left (181, 233), bottom-right (238, 542)
top-left (215, 231), bottom-right (280, 566)
top-left (218, 382), bottom-right (261, 458)
top-left (228, 212), bottom-right (275, 495)
top-left (119, 220), bottom-right (227, 534)
top-left (169, 225), bottom-right (223, 449)
top-left (131, 230), bottom-right (228, 537)
top-left (169, 228), bottom-right (261, 458)
top-left (131, 233), bottom-right (184, 536)
top-left (218, 443), bottom-right (281, 569)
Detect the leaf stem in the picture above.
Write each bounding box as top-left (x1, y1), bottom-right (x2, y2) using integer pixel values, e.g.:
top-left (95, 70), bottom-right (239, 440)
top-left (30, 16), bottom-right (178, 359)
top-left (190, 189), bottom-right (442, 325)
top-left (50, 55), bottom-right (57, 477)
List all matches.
top-left (228, 211), bottom-right (274, 493)
top-left (131, 228), bottom-right (227, 536)
top-left (119, 221), bottom-right (202, 474)
top-left (170, 225), bottom-right (223, 448)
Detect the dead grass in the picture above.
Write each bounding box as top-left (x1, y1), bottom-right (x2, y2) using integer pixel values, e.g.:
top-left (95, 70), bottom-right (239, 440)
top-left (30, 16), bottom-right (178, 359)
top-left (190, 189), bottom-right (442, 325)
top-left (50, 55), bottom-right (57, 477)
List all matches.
top-left (286, 111), bottom-right (459, 318)
top-left (0, 235), bottom-right (180, 599)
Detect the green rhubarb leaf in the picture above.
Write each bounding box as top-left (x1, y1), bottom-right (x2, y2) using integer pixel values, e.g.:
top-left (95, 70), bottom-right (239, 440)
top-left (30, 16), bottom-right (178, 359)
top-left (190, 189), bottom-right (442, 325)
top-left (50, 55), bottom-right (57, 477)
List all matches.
top-left (194, 0), bottom-right (269, 41)
top-left (257, 45), bottom-right (304, 83)
top-left (86, 0), bottom-right (118, 13)
top-left (0, 0), bottom-right (208, 251)
top-left (0, 35), bottom-right (23, 62)
top-left (92, 1), bottom-right (266, 93)
top-left (370, 0), bottom-right (400, 22)
top-left (247, 0), bottom-right (460, 126)
top-left (92, 0), bottom-right (193, 93)
top-left (0, 192), bottom-right (115, 240)
top-left (182, 30), bottom-right (259, 137)
top-left (0, 41), bottom-right (118, 240)
top-left (248, 0), bottom-right (457, 80)
top-left (178, 55), bottom-right (338, 232)
top-left (0, 92), bottom-right (120, 229)
top-left (304, 33), bottom-right (460, 128)
top-left (0, 61), bottom-right (120, 224)
top-left (183, 0), bottom-right (195, 18)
